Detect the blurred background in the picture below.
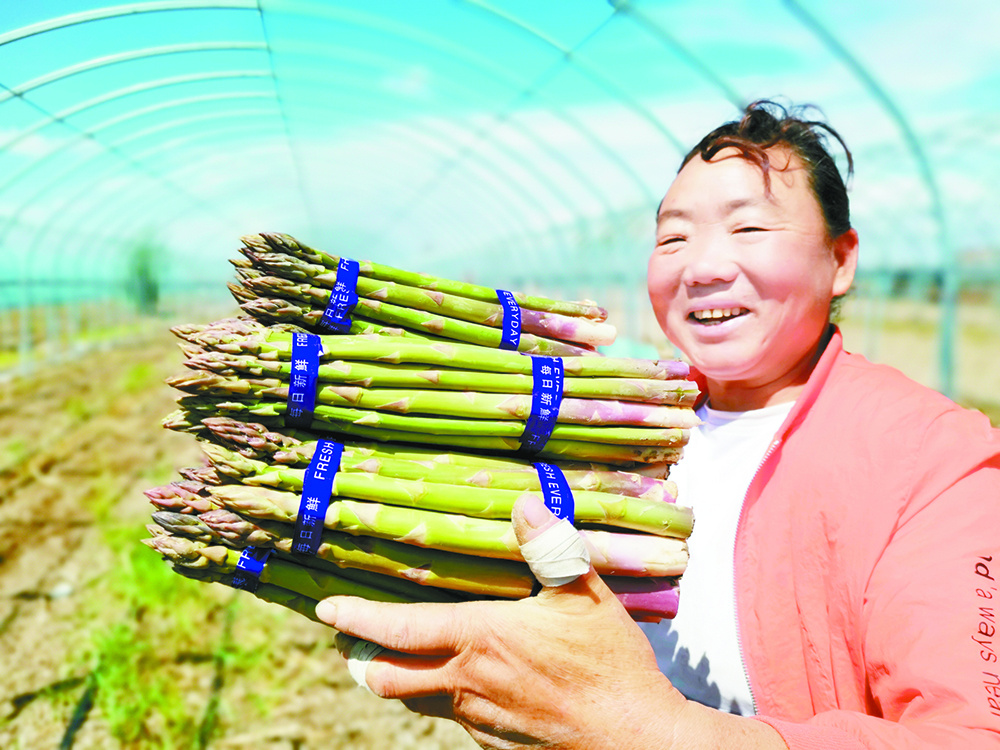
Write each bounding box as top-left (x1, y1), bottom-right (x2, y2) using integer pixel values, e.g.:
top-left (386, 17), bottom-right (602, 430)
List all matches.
top-left (1, 1), bottom-right (997, 748)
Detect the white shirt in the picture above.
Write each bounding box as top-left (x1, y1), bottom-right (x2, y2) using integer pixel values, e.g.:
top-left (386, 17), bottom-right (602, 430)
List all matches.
top-left (640, 400), bottom-right (793, 715)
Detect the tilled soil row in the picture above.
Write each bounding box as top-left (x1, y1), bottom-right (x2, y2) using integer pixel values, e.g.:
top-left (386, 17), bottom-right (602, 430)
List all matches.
top-left (0, 329), bottom-right (473, 749)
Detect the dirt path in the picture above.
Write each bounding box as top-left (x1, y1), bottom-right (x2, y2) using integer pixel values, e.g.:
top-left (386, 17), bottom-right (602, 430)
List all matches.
top-left (0, 329), bottom-right (474, 749)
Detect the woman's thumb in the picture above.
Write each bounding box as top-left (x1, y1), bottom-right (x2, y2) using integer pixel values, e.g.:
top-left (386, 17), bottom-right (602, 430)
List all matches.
top-left (512, 494), bottom-right (590, 588)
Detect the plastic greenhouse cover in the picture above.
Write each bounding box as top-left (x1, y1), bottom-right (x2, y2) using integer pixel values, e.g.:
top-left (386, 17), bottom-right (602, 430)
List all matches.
top-left (0, 0), bottom-right (997, 312)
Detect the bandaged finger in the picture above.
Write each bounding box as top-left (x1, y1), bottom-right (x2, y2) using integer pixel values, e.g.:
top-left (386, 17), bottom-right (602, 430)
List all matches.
top-left (517, 517), bottom-right (590, 587)
top-left (335, 632), bottom-right (386, 694)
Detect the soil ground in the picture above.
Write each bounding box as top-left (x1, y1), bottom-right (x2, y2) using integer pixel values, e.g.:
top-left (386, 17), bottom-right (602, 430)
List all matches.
top-left (0, 325), bottom-right (474, 750)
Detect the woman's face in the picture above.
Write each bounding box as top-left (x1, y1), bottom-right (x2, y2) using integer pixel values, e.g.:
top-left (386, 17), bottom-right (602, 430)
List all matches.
top-left (647, 147), bottom-right (856, 407)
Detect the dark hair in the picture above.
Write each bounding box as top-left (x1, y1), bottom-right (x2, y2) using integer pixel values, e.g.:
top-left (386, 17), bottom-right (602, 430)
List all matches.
top-left (682, 99), bottom-right (854, 239)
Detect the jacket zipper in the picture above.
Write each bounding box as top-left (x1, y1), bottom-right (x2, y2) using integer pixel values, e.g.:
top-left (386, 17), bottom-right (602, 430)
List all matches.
top-left (733, 435), bottom-right (781, 716)
top-left (725, 327), bottom-right (834, 717)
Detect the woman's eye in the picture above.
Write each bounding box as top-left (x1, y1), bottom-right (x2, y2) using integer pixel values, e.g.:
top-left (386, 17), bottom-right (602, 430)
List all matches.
top-left (654, 237), bottom-right (685, 253)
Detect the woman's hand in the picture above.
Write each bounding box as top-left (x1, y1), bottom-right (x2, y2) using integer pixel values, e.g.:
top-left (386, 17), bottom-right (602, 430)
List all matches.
top-left (315, 495), bottom-right (786, 749)
top-left (314, 494), bottom-right (689, 748)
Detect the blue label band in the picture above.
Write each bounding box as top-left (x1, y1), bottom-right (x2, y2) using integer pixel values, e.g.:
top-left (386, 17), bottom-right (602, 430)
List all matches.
top-left (519, 356), bottom-right (564, 454)
top-left (229, 546), bottom-right (271, 593)
top-left (287, 332), bottom-right (322, 428)
top-left (318, 258), bottom-right (360, 333)
top-left (293, 439), bottom-right (344, 556)
top-left (533, 461), bottom-right (575, 522)
top-left (495, 289), bottom-right (522, 351)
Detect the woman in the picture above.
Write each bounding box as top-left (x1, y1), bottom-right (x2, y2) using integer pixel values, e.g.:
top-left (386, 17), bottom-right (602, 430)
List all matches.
top-left (316, 101), bottom-right (1000, 749)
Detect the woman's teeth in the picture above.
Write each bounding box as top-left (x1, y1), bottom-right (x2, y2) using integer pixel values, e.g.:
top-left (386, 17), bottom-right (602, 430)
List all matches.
top-left (691, 307), bottom-right (748, 324)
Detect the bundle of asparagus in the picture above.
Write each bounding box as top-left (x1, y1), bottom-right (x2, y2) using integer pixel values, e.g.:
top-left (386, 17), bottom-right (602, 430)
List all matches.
top-left (144, 232), bottom-right (699, 626)
top-left (164, 317), bottom-right (698, 466)
top-left (144, 416), bottom-right (691, 621)
top-left (230, 232), bottom-right (615, 356)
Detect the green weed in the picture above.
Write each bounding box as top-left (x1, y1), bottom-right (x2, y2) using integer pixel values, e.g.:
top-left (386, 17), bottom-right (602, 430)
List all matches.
top-left (66, 519), bottom-right (288, 748)
top-left (72, 525), bottom-right (206, 746)
top-left (0, 436), bottom-right (30, 474)
top-left (119, 361), bottom-right (160, 394)
top-left (61, 395), bottom-right (95, 422)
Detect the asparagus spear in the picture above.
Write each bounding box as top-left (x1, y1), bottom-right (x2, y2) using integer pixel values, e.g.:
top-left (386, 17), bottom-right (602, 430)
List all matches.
top-left (196, 442), bottom-right (691, 536)
top-left (195, 415), bottom-right (664, 481)
top-left (198, 429), bottom-right (677, 502)
top-left (246, 232), bottom-right (608, 321)
top-left (197, 415), bottom-right (672, 478)
top-left (182, 349), bottom-right (698, 405)
top-left (173, 398), bottom-right (684, 465)
top-left (228, 283), bottom-right (436, 341)
top-left (232, 265), bottom-right (587, 351)
top-left (145, 480), bottom-right (218, 513)
top-left (150, 482), bottom-right (523, 557)
top-left (177, 465), bottom-right (223, 485)
top-left (178, 325), bottom-right (689, 381)
top-left (167, 369), bottom-right (700, 429)
top-left (152, 509), bottom-right (533, 599)
top-left (606, 575), bottom-right (679, 620)
top-left (151, 526), bottom-right (683, 619)
top-left (156, 510), bottom-right (682, 618)
top-left (171, 564), bottom-right (324, 622)
top-left (145, 481), bottom-right (692, 574)
top-left (235, 274), bottom-right (599, 357)
top-left (235, 297), bottom-right (444, 344)
top-left (149, 512), bottom-right (467, 602)
top-left (144, 534), bottom-right (420, 604)
top-left (170, 316), bottom-right (305, 342)
top-left (161, 408), bottom-right (209, 434)
top-left (177, 394), bottom-right (687, 446)
top-left (240, 247), bottom-right (617, 347)
top-left (195, 415), bottom-right (603, 469)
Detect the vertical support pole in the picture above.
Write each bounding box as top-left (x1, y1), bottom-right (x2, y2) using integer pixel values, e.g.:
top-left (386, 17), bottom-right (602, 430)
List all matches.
top-left (784, 0), bottom-right (956, 397)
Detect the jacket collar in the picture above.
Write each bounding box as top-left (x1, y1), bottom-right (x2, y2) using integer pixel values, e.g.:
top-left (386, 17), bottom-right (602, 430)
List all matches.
top-left (779, 324), bottom-right (842, 438)
top-left (687, 325), bottom-right (844, 435)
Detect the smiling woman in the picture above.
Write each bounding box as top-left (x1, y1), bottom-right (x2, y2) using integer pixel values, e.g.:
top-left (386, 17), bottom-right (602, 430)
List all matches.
top-left (316, 100), bottom-right (1000, 750)
top-left (636, 100), bottom-right (1000, 747)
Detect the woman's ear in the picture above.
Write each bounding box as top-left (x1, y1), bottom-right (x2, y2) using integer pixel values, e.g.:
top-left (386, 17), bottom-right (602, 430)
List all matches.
top-left (832, 228), bottom-right (859, 297)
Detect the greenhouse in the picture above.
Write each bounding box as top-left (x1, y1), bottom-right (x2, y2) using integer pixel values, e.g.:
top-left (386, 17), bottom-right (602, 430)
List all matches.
top-left (1, 1), bottom-right (998, 748)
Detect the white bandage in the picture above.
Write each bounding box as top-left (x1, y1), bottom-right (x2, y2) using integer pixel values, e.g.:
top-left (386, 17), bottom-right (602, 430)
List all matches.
top-left (517, 517), bottom-right (590, 587)
top-left (335, 633), bottom-right (385, 694)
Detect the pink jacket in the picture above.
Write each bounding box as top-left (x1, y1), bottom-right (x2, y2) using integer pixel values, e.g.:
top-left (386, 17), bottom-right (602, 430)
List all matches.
top-left (717, 328), bottom-right (1000, 749)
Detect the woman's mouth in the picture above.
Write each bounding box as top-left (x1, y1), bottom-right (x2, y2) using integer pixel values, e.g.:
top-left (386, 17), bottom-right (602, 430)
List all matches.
top-left (689, 307), bottom-right (750, 325)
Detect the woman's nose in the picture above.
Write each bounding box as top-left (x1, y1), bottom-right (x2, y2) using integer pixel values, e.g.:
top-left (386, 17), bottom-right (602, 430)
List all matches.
top-left (680, 235), bottom-right (739, 287)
